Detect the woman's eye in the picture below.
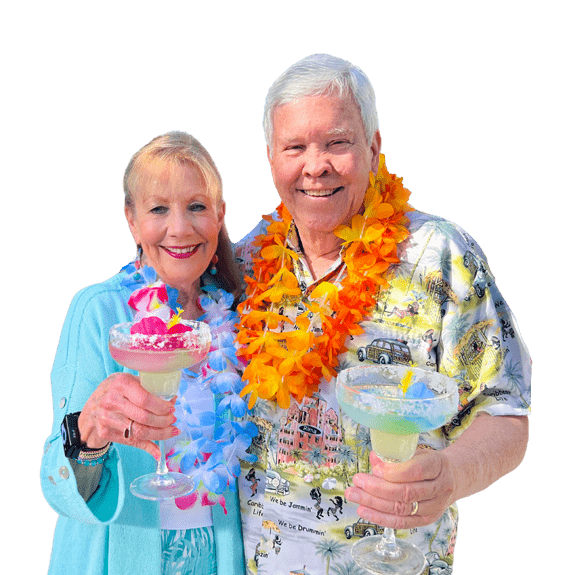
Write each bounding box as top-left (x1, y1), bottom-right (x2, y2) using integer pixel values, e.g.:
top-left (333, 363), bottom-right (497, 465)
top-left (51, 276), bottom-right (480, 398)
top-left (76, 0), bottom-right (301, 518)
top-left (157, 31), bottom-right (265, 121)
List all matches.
top-left (189, 203), bottom-right (207, 212)
top-left (150, 206), bottom-right (168, 214)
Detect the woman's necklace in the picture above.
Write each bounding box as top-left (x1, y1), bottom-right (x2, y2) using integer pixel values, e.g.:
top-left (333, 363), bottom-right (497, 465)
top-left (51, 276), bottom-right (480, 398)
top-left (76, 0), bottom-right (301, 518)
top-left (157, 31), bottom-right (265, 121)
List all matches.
top-left (237, 154), bottom-right (413, 409)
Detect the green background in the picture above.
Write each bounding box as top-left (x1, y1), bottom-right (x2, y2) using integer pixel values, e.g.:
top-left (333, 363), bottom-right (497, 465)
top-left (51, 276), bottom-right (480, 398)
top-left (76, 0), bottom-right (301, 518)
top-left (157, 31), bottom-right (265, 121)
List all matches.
top-left (7, 1), bottom-right (573, 575)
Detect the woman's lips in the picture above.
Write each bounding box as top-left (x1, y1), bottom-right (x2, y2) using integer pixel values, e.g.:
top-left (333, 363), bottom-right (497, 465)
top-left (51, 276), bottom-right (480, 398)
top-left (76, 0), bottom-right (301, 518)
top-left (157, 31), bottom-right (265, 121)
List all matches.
top-left (161, 245), bottom-right (199, 259)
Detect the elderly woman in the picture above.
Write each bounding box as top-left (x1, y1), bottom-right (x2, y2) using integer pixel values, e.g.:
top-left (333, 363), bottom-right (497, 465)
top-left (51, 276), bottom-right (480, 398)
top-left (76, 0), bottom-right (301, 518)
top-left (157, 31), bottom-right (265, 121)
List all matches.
top-left (235, 54), bottom-right (531, 574)
top-left (41, 132), bottom-right (247, 575)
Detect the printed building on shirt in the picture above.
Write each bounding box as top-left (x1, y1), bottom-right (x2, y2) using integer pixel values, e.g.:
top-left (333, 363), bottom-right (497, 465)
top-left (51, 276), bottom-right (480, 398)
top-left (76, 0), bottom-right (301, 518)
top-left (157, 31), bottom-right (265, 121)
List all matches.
top-left (277, 393), bottom-right (343, 467)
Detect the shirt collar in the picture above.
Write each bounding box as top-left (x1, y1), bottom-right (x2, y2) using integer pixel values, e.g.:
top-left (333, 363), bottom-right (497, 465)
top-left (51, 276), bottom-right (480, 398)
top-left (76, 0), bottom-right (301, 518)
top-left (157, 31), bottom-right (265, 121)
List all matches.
top-left (284, 219), bottom-right (345, 289)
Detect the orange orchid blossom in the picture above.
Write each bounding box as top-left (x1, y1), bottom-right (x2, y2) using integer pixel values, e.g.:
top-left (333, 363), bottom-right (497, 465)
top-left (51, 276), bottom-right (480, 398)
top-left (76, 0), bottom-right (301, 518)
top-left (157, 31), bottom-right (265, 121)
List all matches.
top-left (236, 154), bottom-right (412, 407)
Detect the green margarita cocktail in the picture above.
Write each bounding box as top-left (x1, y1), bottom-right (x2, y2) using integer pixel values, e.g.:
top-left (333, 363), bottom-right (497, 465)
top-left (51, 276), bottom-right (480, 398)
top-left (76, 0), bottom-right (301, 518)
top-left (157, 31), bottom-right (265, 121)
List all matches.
top-left (336, 364), bottom-right (458, 575)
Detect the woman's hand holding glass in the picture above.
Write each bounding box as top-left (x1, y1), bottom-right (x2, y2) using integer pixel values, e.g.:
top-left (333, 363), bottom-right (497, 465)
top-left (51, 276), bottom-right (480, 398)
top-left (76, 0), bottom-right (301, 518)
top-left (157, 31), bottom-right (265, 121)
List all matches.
top-left (77, 372), bottom-right (179, 461)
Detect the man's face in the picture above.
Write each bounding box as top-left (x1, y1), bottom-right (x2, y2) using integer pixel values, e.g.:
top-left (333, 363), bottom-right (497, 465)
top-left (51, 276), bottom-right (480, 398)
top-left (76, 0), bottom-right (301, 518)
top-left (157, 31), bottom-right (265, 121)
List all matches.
top-left (268, 94), bottom-right (381, 237)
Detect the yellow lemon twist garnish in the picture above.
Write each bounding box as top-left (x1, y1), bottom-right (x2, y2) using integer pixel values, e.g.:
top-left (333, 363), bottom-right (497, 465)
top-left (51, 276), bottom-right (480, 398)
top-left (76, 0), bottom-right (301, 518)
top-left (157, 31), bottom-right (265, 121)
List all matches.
top-left (400, 368), bottom-right (415, 395)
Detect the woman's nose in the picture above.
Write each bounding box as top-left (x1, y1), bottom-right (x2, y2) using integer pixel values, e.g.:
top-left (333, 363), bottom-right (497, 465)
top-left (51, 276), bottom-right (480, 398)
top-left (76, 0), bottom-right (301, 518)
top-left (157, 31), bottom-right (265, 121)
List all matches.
top-left (167, 209), bottom-right (190, 236)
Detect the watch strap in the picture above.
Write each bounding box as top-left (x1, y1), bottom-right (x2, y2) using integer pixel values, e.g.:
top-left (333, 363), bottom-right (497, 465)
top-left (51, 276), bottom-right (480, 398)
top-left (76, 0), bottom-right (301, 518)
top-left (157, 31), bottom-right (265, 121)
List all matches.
top-left (61, 411), bottom-right (110, 462)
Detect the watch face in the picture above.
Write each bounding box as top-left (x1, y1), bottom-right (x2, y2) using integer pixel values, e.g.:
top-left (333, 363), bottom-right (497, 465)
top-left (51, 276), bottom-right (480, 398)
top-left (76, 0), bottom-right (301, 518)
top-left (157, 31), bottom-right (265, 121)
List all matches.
top-left (61, 422), bottom-right (68, 445)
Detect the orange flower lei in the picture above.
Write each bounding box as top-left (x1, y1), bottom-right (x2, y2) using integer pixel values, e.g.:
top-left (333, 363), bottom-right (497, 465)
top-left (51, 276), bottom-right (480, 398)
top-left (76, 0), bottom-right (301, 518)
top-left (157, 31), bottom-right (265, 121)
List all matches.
top-left (236, 155), bottom-right (413, 409)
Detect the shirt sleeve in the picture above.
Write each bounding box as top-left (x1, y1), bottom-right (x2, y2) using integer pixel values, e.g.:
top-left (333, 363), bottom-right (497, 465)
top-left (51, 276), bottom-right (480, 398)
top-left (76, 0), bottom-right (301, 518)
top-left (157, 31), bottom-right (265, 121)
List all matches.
top-left (433, 224), bottom-right (532, 440)
top-left (40, 279), bottom-right (132, 524)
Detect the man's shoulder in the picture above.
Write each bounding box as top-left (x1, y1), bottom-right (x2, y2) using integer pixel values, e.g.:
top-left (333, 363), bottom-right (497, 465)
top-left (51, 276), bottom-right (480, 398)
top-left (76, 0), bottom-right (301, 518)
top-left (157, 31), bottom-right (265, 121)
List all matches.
top-left (236, 216), bottom-right (275, 249)
top-left (234, 213), bottom-right (278, 272)
top-left (406, 210), bottom-right (486, 257)
top-left (407, 209), bottom-right (460, 235)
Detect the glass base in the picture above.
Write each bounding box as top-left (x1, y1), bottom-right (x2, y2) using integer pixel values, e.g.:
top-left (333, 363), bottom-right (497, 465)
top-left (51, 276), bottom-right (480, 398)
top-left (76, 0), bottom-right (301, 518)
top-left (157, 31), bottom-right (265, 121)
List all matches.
top-left (351, 535), bottom-right (426, 575)
top-left (130, 471), bottom-right (195, 501)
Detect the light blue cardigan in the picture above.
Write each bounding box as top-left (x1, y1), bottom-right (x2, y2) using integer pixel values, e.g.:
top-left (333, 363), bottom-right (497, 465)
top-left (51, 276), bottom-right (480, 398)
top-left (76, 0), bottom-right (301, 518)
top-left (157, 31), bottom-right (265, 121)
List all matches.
top-left (41, 271), bottom-right (245, 575)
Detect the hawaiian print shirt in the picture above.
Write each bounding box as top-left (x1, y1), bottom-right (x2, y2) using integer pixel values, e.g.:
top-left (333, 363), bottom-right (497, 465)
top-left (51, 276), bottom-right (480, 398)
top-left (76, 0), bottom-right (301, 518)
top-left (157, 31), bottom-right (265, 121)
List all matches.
top-left (235, 210), bottom-right (531, 575)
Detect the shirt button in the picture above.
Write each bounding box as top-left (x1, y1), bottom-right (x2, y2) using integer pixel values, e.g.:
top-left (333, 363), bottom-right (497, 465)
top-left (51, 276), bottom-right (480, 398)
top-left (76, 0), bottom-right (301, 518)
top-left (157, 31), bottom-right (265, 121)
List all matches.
top-left (59, 466), bottom-right (70, 480)
top-left (59, 397), bottom-right (67, 409)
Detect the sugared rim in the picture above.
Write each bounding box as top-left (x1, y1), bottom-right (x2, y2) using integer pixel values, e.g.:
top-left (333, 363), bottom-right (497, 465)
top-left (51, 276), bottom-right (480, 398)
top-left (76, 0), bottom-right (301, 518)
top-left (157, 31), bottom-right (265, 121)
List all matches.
top-left (109, 319), bottom-right (211, 346)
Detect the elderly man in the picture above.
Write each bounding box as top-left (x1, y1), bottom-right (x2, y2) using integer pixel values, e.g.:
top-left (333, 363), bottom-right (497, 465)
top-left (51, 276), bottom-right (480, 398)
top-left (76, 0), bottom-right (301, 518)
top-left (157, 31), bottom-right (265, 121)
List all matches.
top-left (235, 54), bottom-right (530, 574)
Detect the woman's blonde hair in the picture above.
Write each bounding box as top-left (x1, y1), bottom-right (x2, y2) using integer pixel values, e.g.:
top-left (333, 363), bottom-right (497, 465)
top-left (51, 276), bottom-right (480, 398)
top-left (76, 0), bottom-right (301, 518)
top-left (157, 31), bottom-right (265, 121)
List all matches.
top-left (124, 131), bottom-right (243, 300)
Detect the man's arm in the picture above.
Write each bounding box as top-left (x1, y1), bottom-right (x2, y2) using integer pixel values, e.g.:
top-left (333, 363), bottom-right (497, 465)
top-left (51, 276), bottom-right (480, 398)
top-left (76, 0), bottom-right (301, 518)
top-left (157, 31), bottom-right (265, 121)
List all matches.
top-left (345, 413), bottom-right (529, 530)
top-left (444, 413), bottom-right (528, 501)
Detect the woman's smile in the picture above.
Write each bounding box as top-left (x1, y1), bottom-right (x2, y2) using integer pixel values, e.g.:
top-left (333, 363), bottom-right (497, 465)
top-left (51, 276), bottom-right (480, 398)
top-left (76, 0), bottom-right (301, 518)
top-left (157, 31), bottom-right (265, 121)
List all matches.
top-left (161, 244), bottom-right (200, 259)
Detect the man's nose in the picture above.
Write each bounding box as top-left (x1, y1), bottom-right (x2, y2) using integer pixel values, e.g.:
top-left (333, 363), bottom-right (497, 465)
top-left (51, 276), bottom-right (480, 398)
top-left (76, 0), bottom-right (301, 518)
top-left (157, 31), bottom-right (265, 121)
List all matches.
top-left (302, 150), bottom-right (332, 178)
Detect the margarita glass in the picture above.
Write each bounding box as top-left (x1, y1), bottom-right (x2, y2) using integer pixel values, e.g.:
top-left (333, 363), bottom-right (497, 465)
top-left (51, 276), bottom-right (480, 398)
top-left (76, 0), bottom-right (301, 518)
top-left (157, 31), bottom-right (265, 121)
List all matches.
top-left (109, 319), bottom-right (211, 500)
top-left (336, 365), bottom-right (458, 575)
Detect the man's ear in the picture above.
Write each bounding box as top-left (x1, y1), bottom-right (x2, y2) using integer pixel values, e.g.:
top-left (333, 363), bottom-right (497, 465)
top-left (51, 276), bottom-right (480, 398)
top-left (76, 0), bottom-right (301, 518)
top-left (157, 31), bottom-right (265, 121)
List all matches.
top-left (267, 145), bottom-right (272, 164)
top-left (370, 130), bottom-right (382, 173)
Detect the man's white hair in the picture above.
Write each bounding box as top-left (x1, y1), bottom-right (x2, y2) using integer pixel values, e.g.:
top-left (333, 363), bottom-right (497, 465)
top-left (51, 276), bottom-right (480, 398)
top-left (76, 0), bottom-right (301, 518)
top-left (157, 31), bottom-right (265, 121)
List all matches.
top-left (263, 54), bottom-right (379, 151)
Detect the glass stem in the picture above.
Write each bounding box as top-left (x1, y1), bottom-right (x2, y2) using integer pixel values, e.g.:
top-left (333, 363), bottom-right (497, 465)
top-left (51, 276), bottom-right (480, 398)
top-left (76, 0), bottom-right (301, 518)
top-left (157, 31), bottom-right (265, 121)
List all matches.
top-left (156, 440), bottom-right (168, 476)
top-left (376, 528), bottom-right (401, 559)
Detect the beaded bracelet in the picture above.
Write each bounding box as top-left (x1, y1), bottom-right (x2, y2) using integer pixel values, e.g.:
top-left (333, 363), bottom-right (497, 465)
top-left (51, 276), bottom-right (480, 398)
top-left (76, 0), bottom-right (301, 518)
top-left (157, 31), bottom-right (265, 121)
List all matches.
top-left (76, 443), bottom-right (111, 466)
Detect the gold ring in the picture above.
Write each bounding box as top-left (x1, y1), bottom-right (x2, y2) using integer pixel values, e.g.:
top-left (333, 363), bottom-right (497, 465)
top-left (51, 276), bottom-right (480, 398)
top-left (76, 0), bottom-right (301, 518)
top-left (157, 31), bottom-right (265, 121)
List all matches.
top-left (410, 501), bottom-right (419, 515)
top-left (124, 420), bottom-right (133, 440)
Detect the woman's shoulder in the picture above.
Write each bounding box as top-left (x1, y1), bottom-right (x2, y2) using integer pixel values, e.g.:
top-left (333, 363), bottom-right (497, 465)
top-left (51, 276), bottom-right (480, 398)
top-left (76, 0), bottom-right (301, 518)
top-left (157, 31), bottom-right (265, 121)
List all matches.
top-left (69, 271), bottom-right (129, 310)
top-left (63, 269), bottom-right (133, 334)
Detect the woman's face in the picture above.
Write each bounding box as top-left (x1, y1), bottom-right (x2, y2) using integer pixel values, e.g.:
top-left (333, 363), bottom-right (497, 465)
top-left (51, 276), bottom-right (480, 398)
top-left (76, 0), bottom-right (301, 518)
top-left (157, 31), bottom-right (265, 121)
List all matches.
top-left (125, 160), bottom-right (224, 294)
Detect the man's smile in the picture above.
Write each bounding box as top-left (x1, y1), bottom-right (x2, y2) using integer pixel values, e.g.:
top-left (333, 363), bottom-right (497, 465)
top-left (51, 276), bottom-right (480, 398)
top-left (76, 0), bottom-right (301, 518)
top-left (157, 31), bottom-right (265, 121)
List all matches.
top-left (298, 186), bottom-right (344, 198)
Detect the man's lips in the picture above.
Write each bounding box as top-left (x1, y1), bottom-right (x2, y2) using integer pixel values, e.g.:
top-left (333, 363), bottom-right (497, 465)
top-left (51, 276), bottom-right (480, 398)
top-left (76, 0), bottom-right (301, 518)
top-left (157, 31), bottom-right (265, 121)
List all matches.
top-left (161, 245), bottom-right (199, 259)
top-left (297, 186), bottom-right (344, 197)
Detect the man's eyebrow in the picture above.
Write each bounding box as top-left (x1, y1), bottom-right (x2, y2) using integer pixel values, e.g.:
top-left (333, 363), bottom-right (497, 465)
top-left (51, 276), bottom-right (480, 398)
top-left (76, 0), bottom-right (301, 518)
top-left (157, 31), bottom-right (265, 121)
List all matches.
top-left (326, 127), bottom-right (354, 137)
top-left (278, 128), bottom-right (356, 143)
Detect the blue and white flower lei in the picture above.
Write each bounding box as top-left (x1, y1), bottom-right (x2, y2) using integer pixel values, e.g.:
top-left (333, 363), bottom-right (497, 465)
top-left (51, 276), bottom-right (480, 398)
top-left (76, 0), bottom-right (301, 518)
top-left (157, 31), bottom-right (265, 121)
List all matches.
top-left (121, 260), bottom-right (258, 508)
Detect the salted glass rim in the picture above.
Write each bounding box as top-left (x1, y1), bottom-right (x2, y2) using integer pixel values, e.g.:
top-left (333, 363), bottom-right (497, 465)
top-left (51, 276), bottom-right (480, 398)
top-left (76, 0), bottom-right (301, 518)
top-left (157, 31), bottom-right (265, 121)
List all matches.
top-left (336, 365), bottom-right (458, 405)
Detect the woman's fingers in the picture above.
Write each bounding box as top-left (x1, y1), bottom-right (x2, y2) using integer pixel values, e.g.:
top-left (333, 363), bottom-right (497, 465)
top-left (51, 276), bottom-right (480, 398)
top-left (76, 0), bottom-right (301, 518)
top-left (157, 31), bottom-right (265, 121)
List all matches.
top-left (78, 372), bottom-right (181, 454)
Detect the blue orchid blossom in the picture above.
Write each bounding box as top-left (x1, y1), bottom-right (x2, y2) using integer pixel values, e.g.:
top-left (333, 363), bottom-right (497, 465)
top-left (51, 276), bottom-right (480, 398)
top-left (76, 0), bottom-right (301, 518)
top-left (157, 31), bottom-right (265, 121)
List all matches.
top-left (207, 331), bottom-right (240, 370)
top-left (180, 409), bottom-right (217, 429)
top-left (121, 263), bottom-right (158, 292)
top-left (214, 419), bottom-right (259, 442)
top-left (205, 372), bottom-right (243, 395)
top-left (222, 433), bottom-right (258, 478)
top-left (189, 458), bottom-right (230, 494)
top-left (165, 284), bottom-right (181, 313)
top-left (198, 290), bottom-right (238, 328)
top-left (216, 393), bottom-right (250, 418)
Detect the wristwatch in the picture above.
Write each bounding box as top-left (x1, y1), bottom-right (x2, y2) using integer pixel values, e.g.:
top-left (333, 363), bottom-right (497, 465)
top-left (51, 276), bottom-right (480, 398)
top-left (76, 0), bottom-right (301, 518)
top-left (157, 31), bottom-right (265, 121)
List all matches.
top-left (61, 412), bottom-right (110, 463)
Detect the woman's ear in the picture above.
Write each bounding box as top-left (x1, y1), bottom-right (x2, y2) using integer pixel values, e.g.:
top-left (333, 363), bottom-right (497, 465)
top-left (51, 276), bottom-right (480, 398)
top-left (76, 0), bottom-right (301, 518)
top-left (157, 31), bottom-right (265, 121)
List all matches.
top-left (217, 201), bottom-right (226, 230)
top-left (124, 204), bottom-right (140, 245)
